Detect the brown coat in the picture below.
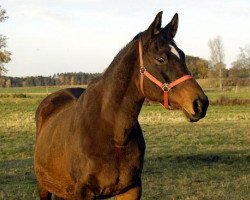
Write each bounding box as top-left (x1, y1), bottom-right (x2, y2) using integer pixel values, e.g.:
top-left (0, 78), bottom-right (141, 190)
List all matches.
top-left (34, 12), bottom-right (208, 200)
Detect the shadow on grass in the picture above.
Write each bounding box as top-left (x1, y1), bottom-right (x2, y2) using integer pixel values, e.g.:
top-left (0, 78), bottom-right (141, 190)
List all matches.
top-left (149, 149), bottom-right (250, 165)
top-left (144, 150), bottom-right (250, 175)
top-left (0, 158), bottom-right (36, 184)
top-left (143, 149), bottom-right (250, 180)
top-left (0, 158), bottom-right (37, 199)
top-left (142, 150), bottom-right (250, 199)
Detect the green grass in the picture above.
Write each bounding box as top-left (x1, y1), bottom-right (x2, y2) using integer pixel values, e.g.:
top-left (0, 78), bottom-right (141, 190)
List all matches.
top-left (0, 89), bottom-right (249, 199)
top-left (139, 105), bottom-right (250, 199)
top-left (205, 90), bottom-right (250, 101)
top-left (0, 86), bottom-right (60, 94)
top-left (0, 85), bottom-right (249, 100)
top-left (0, 86), bottom-right (86, 96)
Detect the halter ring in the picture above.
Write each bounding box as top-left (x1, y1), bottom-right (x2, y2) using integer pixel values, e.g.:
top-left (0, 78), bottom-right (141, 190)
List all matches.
top-left (162, 83), bottom-right (170, 92)
top-left (140, 67), bottom-right (146, 74)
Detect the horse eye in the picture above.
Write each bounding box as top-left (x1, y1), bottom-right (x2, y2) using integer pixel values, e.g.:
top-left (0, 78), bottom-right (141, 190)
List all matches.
top-left (156, 57), bottom-right (165, 63)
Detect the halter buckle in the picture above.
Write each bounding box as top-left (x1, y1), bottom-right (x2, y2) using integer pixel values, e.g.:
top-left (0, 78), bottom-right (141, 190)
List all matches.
top-left (162, 83), bottom-right (170, 92)
top-left (140, 67), bottom-right (146, 74)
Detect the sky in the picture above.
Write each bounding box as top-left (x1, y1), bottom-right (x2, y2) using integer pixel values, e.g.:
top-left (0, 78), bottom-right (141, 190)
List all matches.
top-left (1, 0), bottom-right (250, 77)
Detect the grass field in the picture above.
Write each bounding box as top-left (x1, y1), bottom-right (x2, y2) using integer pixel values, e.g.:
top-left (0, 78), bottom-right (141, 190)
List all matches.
top-left (0, 86), bottom-right (250, 199)
top-left (0, 85), bottom-right (249, 100)
top-left (0, 86), bottom-right (87, 96)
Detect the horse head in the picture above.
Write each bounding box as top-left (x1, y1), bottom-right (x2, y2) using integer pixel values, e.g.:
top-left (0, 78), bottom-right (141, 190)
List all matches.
top-left (137, 11), bottom-right (209, 122)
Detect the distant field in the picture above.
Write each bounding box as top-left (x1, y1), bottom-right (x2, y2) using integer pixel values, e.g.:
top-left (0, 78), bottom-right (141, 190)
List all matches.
top-left (0, 87), bottom-right (250, 199)
top-left (0, 86), bottom-right (87, 95)
top-left (205, 89), bottom-right (250, 101)
top-left (0, 85), bottom-right (249, 101)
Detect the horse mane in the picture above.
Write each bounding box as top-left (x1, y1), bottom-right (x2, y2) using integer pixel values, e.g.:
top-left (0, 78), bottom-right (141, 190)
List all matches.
top-left (87, 32), bottom-right (142, 88)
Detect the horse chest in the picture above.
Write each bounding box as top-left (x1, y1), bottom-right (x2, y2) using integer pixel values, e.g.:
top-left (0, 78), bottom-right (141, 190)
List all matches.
top-left (114, 146), bottom-right (142, 182)
top-left (86, 143), bottom-right (144, 197)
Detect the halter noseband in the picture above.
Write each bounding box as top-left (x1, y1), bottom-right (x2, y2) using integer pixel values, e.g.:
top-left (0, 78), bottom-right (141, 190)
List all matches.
top-left (138, 38), bottom-right (193, 109)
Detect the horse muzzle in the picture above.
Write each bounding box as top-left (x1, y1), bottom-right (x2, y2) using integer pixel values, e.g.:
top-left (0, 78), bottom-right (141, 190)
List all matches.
top-left (182, 95), bottom-right (209, 122)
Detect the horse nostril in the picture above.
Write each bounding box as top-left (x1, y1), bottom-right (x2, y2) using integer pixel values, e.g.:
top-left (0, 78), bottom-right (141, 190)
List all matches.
top-left (193, 98), bottom-right (203, 115)
top-left (193, 96), bottom-right (209, 118)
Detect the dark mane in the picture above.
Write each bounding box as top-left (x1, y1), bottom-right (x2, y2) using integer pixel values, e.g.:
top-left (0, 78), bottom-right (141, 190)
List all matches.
top-left (87, 30), bottom-right (176, 87)
top-left (87, 32), bottom-right (141, 87)
top-left (98, 33), bottom-right (140, 81)
top-left (133, 32), bottom-right (143, 41)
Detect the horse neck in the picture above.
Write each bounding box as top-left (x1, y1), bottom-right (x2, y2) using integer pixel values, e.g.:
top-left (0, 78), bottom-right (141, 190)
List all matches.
top-left (100, 40), bottom-right (145, 145)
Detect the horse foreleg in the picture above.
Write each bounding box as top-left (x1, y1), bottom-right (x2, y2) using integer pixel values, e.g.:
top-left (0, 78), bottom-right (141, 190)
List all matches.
top-left (52, 195), bottom-right (65, 200)
top-left (115, 180), bottom-right (142, 200)
top-left (38, 184), bottom-right (52, 200)
top-left (74, 184), bottom-right (95, 200)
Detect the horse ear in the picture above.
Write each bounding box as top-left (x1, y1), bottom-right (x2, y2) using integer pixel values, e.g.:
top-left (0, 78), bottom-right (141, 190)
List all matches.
top-left (143, 11), bottom-right (163, 41)
top-left (165, 13), bottom-right (179, 38)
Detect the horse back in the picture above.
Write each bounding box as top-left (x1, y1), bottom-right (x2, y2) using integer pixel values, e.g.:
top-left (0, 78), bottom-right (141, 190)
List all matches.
top-left (35, 87), bottom-right (85, 136)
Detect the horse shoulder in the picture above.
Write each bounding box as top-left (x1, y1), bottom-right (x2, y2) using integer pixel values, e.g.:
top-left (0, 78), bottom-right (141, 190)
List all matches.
top-left (35, 87), bottom-right (85, 134)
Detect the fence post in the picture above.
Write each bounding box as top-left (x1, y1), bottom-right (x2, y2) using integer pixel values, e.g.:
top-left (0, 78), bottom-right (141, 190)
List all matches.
top-left (46, 86), bottom-right (49, 95)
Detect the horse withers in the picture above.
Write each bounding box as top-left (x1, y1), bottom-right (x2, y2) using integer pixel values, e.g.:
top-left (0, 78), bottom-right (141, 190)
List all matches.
top-left (34, 11), bottom-right (208, 199)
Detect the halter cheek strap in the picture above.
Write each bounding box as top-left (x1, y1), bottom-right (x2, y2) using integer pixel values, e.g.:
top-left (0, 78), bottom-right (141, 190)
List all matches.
top-left (138, 38), bottom-right (193, 109)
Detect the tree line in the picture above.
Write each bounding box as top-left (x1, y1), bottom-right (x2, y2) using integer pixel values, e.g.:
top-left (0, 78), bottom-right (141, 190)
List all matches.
top-left (0, 58), bottom-right (249, 88)
top-left (0, 72), bottom-right (101, 87)
top-left (186, 54), bottom-right (249, 79)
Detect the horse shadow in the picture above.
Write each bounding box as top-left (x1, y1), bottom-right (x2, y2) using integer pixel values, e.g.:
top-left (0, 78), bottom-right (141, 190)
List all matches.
top-left (143, 149), bottom-right (250, 181)
top-left (141, 150), bottom-right (250, 199)
top-left (144, 149), bottom-right (250, 173)
top-left (0, 158), bottom-right (37, 198)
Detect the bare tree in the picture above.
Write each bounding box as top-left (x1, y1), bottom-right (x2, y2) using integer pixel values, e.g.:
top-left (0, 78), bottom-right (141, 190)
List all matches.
top-left (231, 45), bottom-right (250, 81)
top-left (0, 6), bottom-right (8, 22)
top-left (238, 45), bottom-right (250, 69)
top-left (0, 6), bottom-right (11, 77)
top-left (208, 36), bottom-right (225, 89)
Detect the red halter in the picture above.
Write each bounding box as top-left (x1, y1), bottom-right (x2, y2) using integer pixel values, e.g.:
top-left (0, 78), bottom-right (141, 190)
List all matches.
top-left (138, 38), bottom-right (193, 109)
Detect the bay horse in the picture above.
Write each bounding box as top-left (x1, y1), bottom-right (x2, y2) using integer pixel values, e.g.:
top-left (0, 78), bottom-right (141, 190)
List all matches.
top-left (34, 11), bottom-right (208, 199)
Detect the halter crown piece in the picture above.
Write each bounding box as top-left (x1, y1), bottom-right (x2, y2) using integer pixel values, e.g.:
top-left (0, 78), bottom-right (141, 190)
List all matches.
top-left (138, 38), bottom-right (193, 109)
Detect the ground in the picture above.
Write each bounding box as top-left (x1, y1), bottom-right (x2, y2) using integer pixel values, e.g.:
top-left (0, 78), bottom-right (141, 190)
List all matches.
top-left (0, 87), bottom-right (249, 199)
